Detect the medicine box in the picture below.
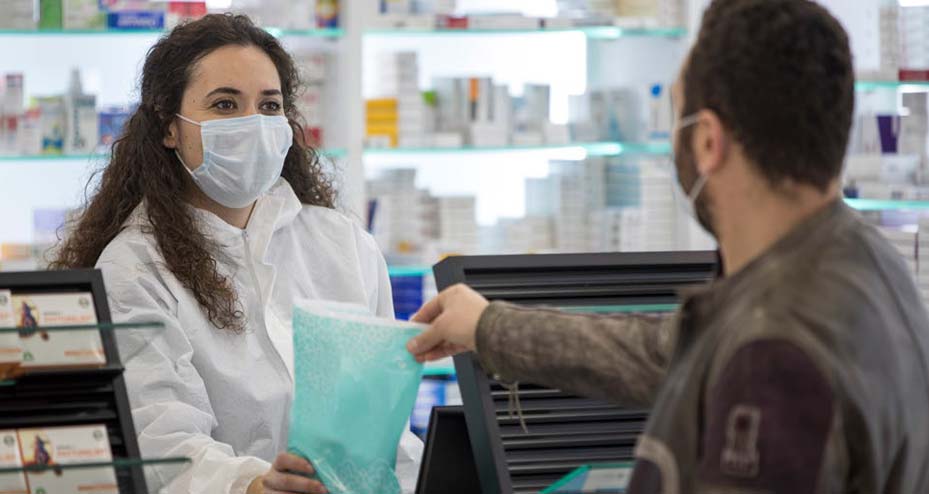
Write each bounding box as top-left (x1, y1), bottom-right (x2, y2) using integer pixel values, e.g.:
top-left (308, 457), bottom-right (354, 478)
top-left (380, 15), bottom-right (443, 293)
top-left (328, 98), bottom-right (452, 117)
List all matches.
top-left (0, 430), bottom-right (27, 494)
top-left (12, 292), bottom-right (105, 369)
top-left (0, 290), bottom-right (21, 379)
top-left (18, 425), bottom-right (118, 494)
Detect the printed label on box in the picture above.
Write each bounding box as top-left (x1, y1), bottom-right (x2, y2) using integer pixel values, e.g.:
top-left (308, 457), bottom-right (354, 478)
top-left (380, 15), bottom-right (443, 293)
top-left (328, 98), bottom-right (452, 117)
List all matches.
top-left (12, 293), bottom-right (104, 368)
top-left (18, 425), bottom-right (117, 494)
top-left (0, 290), bottom-right (20, 367)
top-left (0, 430), bottom-right (28, 494)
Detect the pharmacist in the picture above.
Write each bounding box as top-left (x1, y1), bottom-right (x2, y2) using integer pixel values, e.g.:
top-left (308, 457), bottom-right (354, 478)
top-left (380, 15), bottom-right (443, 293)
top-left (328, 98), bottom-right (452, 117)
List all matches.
top-left (408, 0), bottom-right (929, 492)
top-left (50, 14), bottom-right (421, 494)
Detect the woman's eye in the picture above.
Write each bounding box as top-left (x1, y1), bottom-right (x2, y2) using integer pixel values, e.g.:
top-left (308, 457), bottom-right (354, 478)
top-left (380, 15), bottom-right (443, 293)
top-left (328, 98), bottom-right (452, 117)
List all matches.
top-left (262, 101), bottom-right (282, 112)
top-left (214, 100), bottom-right (236, 111)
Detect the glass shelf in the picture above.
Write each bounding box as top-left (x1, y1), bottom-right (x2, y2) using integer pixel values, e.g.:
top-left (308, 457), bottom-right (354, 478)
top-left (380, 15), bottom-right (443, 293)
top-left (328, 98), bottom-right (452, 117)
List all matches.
top-left (423, 366), bottom-right (456, 377)
top-left (0, 153), bottom-right (105, 162)
top-left (364, 141), bottom-right (671, 157)
top-left (542, 462), bottom-right (635, 494)
top-left (0, 148), bottom-right (348, 163)
top-left (364, 26), bottom-right (685, 39)
top-left (0, 321), bottom-right (164, 334)
top-left (844, 198), bottom-right (929, 211)
top-left (0, 456), bottom-right (190, 475)
top-left (423, 357), bottom-right (455, 377)
top-left (388, 265), bottom-right (433, 277)
top-left (0, 27), bottom-right (343, 38)
top-left (855, 80), bottom-right (929, 91)
top-left (559, 304), bottom-right (678, 314)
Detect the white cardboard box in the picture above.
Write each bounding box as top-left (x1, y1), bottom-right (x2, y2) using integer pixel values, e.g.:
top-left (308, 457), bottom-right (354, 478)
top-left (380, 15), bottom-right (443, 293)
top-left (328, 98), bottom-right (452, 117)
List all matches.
top-left (0, 290), bottom-right (20, 375)
top-left (18, 425), bottom-right (117, 494)
top-left (12, 292), bottom-right (105, 369)
top-left (0, 430), bottom-right (27, 494)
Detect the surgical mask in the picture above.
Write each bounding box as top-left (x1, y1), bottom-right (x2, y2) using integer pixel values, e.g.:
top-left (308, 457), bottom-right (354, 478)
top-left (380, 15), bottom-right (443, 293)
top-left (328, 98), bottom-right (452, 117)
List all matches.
top-left (174, 113), bottom-right (293, 208)
top-left (670, 113), bottom-right (709, 227)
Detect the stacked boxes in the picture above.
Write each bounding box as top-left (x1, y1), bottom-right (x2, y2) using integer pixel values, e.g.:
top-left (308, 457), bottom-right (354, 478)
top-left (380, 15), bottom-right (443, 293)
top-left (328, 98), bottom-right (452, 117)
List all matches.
top-left (555, 0), bottom-right (684, 28)
top-left (499, 216), bottom-right (554, 254)
top-left (569, 88), bottom-right (643, 143)
top-left (369, 53), bottom-right (567, 148)
top-left (437, 196), bottom-right (479, 254)
top-left (900, 7), bottom-right (929, 77)
top-left (367, 169), bottom-right (431, 253)
top-left (384, 52), bottom-right (430, 148)
top-left (637, 161), bottom-right (677, 251)
top-left (366, 169), bottom-right (480, 259)
top-left (0, 0), bottom-right (37, 29)
top-left (294, 51), bottom-right (330, 147)
top-left (366, 98), bottom-right (399, 148)
top-left (551, 165), bottom-right (594, 253)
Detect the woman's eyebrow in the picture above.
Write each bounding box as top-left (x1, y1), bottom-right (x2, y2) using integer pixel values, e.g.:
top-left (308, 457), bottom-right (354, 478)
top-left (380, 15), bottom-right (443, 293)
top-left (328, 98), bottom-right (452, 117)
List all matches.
top-left (261, 89), bottom-right (283, 96)
top-left (206, 87), bottom-right (241, 98)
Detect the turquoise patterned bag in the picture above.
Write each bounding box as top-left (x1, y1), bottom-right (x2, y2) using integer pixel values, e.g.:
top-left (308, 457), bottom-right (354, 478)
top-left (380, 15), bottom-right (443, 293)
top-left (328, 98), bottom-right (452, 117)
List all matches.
top-left (289, 300), bottom-right (425, 494)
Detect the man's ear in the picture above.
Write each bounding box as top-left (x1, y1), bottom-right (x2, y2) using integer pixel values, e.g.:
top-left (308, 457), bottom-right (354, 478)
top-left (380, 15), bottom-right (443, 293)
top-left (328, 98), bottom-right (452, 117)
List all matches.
top-left (691, 108), bottom-right (729, 176)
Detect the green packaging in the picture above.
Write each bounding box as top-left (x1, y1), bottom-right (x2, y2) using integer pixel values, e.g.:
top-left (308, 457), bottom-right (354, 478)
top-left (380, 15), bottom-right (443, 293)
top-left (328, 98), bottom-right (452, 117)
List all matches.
top-left (39, 0), bottom-right (63, 30)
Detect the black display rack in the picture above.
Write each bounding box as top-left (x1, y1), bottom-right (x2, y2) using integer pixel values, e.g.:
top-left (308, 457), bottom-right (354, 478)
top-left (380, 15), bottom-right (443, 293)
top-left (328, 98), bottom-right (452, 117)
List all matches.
top-left (433, 251), bottom-right (718, 494)
top-left (0, 269), bottom-right (161, 493)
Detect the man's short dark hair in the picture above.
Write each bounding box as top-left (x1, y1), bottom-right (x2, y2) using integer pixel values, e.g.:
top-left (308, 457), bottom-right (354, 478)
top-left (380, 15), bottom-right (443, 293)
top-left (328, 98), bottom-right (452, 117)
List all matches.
top-left (683, 0), bottom-right (854, 191)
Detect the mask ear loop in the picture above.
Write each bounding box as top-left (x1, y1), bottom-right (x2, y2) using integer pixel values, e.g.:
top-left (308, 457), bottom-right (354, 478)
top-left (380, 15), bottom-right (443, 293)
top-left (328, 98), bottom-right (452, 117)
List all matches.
top-left (172, 114), bottom-right (201, 174)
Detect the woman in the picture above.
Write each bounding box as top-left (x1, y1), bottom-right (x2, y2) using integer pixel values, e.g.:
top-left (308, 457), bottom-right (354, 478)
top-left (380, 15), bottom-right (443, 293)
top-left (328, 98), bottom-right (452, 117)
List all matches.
top-left (51, 14), bottom-right (421, 494)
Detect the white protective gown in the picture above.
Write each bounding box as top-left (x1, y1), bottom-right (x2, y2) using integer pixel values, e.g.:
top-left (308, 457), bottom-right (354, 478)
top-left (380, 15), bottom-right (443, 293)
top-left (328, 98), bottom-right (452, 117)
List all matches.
top-left (95, 178), bottom-right (423, 494)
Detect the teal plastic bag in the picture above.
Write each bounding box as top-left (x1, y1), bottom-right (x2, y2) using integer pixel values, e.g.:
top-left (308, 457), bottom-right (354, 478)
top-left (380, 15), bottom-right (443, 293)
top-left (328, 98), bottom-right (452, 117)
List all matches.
top-left (289, 300), bottom-right (425, 494)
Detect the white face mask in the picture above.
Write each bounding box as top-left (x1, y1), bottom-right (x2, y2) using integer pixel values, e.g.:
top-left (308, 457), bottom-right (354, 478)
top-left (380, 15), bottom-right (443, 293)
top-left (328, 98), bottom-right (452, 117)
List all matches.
top-left (174, 113), bottom-right (293, 208)
top-left (670, 113), bottom-right (708, 224)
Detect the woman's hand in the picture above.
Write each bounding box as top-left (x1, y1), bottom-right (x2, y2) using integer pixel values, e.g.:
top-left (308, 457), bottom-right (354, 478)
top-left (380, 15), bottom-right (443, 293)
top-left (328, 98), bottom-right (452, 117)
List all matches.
top-left (248, 452), bottom-right (327, 494)
top-left (407, 283), bottom-right (489, 362)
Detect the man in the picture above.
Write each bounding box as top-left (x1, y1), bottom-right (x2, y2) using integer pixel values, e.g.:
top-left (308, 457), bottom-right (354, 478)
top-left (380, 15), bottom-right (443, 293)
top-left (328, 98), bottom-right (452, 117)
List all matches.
top-left (407, 1), bottom-right (929, 492)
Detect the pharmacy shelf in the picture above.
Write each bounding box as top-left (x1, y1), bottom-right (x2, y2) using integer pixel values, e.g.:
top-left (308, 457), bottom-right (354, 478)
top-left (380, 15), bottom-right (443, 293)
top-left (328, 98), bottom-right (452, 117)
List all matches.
top-left (0, 27), bottom-right (344, 38)
top-left (0, 321), bottom-right (164, 334)
top-left (844, 198), bottom-right (929, 211)
top-left (856, 80), bottom-right (929, 91)
top-left (364, 141), bottom-right (671, 157)
top-left (0, 456), bottom-right (191, 475)
top-left (364, 26), bottom-right (686, 39)
top-left (388, 265), bottom-right (433, 277)
top-left (0, 148), bottom-right (348, 163)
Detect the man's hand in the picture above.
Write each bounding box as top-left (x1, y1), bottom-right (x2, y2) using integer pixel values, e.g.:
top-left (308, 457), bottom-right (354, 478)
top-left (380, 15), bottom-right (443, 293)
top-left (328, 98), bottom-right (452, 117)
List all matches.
top-left (248, 452), bottom-right (327, 494)
top-left (407, 283), bottom-right (489, 363)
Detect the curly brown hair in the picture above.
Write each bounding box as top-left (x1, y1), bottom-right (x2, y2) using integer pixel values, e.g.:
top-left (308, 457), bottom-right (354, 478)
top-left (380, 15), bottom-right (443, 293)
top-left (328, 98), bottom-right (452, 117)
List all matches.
top-left (50, 13), bottom-right (336, 331)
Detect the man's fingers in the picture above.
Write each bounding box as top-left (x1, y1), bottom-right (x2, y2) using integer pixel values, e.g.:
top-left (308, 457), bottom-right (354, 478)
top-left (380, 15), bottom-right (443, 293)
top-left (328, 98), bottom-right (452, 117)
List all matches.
top-left (411, 295), bottom-right (442, 324)
top-left (407, 324), bottom-right (446, 357)
top-left (421, 342), bottom-right (469, 362)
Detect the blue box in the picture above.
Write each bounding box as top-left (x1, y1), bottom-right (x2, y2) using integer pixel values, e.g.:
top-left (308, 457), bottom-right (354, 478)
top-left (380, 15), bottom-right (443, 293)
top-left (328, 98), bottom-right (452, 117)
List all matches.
top-left (107, 11), bottom-right (164, 30)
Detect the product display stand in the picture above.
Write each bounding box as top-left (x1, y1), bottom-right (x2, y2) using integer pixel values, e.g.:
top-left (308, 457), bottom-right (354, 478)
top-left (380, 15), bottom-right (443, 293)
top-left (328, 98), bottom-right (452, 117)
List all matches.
top-left (0, 269), bottom-right (188, 494)
top-left (434, 251), bottom-right (717, 494)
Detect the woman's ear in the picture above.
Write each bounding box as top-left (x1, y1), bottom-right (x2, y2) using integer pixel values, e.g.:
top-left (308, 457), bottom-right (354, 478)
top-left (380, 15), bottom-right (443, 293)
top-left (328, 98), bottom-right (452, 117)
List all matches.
top-left (163, 119), bottom-right (178, 149)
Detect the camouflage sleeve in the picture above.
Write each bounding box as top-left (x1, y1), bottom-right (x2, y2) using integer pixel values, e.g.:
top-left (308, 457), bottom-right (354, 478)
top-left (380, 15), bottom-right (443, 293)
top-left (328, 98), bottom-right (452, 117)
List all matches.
top-left (474, 301), bottom-right (675, 407)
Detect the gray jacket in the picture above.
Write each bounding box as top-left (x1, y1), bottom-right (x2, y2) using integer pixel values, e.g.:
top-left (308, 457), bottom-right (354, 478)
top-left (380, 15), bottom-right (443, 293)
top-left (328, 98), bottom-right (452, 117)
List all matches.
top-left (475, 201), bottom-right (929, 493)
